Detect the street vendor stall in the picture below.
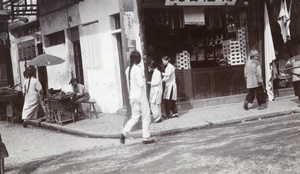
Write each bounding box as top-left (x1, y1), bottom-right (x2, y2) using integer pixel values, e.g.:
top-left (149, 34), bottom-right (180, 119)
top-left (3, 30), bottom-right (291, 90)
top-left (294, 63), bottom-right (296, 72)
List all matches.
top-left (47, 93), bottom-right (75, 125)
top-left (26, 53), bottom-right (69, 124)
top-left (0, 86), bottom-right (23, 123)
top-left (46, 91), bottom-right (85, 125)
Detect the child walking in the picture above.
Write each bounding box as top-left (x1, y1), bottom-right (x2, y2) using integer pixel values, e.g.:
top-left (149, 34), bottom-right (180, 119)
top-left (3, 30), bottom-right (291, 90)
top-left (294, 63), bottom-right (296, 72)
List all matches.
top-left (147, 60), bottom-right (163, 123)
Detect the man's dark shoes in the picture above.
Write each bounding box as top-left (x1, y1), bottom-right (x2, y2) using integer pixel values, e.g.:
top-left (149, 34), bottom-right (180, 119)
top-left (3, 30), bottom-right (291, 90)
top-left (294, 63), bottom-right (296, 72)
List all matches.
top-left (162, 115), bottom-right (169, 119)
top-left (143, 138), bottom-right (155, 144)
top-left (23, 120), bottom-right (27, 128)
top-left (120, 133), bottom-right (125, 144)
top-left (243, 101), bottom-right (248, 110)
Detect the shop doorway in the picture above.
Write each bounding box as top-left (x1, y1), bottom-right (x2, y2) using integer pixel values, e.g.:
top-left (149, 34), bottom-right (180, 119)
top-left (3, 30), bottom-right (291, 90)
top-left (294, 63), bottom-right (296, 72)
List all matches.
top-left (69, 27), bottom-right (84, 85)
top-left (112, 13), bottom-right (127, 107)
top-left (116, 33), bottom-right (126, 106)
top-left (72, 40), bottom-right (84, 85)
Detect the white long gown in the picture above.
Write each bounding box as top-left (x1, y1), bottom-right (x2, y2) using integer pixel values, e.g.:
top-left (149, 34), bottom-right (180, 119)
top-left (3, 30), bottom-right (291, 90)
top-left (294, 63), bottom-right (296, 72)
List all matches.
top-left (22, 77), bottom-right (42, 120)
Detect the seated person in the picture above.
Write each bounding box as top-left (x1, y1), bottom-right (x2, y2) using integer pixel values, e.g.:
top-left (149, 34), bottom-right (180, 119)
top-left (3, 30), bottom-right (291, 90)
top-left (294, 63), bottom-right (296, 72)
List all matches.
top-left (69, 77), bottom-right (90, 119)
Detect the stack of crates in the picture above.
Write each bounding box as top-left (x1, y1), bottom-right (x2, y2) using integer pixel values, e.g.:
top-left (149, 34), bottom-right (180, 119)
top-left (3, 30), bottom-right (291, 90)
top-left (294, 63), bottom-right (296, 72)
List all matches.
top-left (176, 50), bottom-right (191, 70)
top-left (237, 27), bottom-right (247, 63)
top-left (222, 40), bottom-right (243, 65)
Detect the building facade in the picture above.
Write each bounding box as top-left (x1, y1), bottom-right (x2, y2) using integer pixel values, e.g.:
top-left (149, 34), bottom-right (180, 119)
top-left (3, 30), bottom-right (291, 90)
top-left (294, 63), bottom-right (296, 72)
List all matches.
top-left (6, 0), bottom-right (300, 114)
top-left (9, 0), bottom-right (144, 113)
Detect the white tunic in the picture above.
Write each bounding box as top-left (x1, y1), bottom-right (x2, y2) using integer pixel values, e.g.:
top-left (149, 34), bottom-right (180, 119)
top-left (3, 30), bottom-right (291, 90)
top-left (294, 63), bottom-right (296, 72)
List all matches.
top-left (162, 63), bottom-right (177, 100)
top-left (22, 77), bottom-right (42, 120)
top-left (149, 68), bottom-right (162, 104)
top-left (126, 64), bottom-right (146, 103)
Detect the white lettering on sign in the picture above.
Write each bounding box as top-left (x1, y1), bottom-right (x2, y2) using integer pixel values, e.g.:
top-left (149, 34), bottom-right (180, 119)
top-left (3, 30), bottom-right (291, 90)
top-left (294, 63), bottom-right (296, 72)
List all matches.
top-left (165, 0), bottom-right (237, 6)
top-left (0, 32), bottom-right (8, 46)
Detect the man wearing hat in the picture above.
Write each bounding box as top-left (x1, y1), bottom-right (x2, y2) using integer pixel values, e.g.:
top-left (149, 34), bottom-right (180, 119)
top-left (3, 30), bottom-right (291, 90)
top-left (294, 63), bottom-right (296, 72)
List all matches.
top-left (69, 77), bottom-right (90, 120)
top-left (244, 50), bottom-right (266, 110)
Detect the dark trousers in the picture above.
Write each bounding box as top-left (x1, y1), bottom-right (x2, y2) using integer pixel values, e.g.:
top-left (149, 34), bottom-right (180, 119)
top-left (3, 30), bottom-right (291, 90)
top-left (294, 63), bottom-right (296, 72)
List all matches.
top-left (245, 86), bottom-right (266, 106)
top-left (164, 87), bottom-right (178, 117)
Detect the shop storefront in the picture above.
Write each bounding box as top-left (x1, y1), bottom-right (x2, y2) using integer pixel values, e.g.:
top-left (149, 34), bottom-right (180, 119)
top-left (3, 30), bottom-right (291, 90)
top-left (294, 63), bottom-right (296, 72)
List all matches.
top-left (140, 0), bottom-right (250, 101)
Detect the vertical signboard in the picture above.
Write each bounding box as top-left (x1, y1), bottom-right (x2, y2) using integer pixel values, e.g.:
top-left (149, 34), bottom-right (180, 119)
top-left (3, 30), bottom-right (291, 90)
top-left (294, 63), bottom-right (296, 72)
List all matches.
top-left (0, 21), bottom-right (12, 86)
top-left (124, 11), bottom-right (136, 59)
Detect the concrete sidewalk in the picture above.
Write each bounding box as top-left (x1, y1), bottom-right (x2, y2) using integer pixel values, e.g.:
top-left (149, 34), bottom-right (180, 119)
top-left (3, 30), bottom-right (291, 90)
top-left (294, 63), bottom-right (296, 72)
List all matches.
top-left (28, 94), bottom-right (300, 139)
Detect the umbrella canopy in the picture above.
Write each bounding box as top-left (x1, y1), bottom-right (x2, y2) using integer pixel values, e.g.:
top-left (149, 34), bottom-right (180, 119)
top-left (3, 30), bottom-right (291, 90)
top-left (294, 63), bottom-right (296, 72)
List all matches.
top-left (27, 54), bottom-right (65, 67)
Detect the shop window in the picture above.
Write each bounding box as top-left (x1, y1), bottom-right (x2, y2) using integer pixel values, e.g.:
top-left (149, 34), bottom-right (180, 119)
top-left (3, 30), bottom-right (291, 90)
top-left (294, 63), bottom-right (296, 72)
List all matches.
top-left (18, 39), bottom-right (36, 61)
top-left (44, 30), bottom-right (65, 47)
top-left (144, 7), bottom-right (247, 69)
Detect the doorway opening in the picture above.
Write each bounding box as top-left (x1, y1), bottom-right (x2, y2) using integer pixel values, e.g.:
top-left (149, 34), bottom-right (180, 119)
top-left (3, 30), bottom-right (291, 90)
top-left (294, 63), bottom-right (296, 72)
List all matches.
top-left (70, 27), bottom-right (84, 85)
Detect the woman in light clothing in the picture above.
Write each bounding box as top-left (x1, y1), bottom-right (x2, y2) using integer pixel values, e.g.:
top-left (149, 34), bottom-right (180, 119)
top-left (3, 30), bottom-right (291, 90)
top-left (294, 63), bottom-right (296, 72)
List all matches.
top-left (120, 51), bottom-right (155, 144)
top-left (22, 67), bottom-right (43, 128)
top-left (162, 56), bottom-right (178, 118)
top-left (147, 60), bottom-right (163, 123)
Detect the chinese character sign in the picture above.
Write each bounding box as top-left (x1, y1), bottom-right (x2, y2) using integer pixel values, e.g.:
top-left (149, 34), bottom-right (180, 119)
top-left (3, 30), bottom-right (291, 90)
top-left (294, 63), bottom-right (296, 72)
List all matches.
top-left (165, 0), bottom-right (237, 6)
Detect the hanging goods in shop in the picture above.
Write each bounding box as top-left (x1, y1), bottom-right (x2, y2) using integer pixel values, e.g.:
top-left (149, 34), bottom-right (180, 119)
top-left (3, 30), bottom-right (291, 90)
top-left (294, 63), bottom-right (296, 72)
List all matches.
top-left (222, 40), bottom-right (243, 66)
top-left (176, 51), bottom-right (191, 70)
top-left (237, 28), bottom-right (247, 63)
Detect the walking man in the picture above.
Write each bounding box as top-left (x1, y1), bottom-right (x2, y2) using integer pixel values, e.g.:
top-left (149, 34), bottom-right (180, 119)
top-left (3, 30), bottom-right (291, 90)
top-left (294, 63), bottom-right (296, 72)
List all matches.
top-left (244, 50), bottom-right (267, 110)
top-left (120, 51), bottom-right (155, 144)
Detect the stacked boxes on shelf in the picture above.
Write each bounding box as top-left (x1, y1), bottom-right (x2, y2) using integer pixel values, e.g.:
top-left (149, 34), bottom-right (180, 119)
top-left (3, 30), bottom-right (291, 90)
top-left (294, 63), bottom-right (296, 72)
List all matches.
top-left (237, 27), bottom-right (247, 63)
top-left (176, 50), bottom-right (191, 70)
top-left (222, 40), bottom-right (242, 65)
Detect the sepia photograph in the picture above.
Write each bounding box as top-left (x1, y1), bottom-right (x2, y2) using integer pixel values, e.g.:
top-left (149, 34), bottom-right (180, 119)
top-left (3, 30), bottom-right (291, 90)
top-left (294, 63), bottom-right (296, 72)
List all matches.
top-left (0, 0), bottom-right (300, 173)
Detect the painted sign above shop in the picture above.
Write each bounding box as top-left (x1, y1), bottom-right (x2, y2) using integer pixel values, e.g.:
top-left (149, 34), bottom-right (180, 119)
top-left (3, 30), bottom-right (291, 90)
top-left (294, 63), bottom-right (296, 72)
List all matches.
top-left (165, 0), bottom-right (237, 6)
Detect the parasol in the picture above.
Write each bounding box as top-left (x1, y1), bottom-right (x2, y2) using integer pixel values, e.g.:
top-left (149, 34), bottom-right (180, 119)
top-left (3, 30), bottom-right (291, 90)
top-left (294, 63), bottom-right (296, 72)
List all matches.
top-left (27, 54), bottom-right (65, 67)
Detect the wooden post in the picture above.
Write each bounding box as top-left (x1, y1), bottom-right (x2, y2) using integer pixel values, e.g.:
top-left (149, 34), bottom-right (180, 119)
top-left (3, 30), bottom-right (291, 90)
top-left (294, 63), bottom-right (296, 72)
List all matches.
top-left (119, 0), bottom-right (136, 122)
top-left (120, 0), bottom-right (144, 129)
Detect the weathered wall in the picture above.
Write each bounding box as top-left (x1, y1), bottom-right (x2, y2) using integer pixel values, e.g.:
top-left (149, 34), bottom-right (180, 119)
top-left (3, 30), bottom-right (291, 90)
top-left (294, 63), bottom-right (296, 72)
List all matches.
top-left (8, 32), bottom-right (22, 91)
top-left (39, 0), bottom-right (77, 89)
top-left (39, 0), bottom-right (124, 113)
top-left (45, 44), bottom-right (69, 89)
top-left (78, 0), bottom-right (122, 113)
